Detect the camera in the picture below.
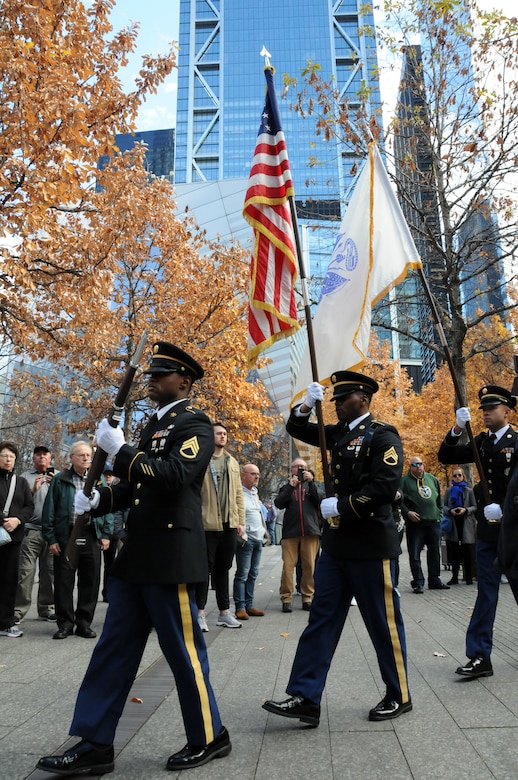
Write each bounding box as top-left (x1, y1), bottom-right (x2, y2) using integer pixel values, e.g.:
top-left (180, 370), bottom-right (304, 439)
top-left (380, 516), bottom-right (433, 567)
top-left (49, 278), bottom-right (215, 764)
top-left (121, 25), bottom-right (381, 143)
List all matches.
top-left (297, 466), bottom-right (305, 482)
top-left (46, 468), bottom-right (55, 476)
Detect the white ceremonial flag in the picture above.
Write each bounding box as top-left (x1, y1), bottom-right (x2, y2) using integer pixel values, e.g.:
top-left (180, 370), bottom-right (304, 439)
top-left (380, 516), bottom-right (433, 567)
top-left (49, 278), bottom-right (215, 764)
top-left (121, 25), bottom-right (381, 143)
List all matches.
top-left (293, 142), bottom-right (422, 405)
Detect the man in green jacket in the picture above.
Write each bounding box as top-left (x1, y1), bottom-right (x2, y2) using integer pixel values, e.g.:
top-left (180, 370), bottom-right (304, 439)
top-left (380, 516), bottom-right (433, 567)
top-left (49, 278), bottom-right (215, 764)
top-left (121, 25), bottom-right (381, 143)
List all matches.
top-left (42, 440), bottom-right (113, 639)
top-left (400, 456), bottom-right (449, 594)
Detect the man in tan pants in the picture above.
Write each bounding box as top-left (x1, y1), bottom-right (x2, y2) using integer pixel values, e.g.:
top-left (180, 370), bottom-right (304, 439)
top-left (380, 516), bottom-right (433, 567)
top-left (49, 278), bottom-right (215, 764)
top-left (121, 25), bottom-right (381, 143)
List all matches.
top-left (274, 459), bottom-right (323, 612)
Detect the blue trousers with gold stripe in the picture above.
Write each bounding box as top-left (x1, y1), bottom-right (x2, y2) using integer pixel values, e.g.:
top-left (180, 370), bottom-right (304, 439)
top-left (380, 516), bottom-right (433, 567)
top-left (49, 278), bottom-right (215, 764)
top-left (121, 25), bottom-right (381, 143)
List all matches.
top-left (69, 577), bottom-right (222, 747)
top-left (287, 551), bottom-right (410, 706)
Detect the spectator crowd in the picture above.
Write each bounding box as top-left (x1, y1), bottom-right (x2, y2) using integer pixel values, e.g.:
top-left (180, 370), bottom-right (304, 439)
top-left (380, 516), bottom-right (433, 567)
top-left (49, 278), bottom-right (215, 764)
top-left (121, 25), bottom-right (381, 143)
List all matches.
top-left (2, 348), bottom-right (518, 776)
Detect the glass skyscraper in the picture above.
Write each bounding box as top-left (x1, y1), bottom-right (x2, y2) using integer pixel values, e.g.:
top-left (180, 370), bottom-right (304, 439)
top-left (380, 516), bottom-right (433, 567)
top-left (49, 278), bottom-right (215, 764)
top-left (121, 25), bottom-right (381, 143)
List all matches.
top-left (175, 0), bottom-right (380, 204)
top-left (98, 128), bottom-right (175, 183)
top-left (174, 0), bottom-right (384, 416)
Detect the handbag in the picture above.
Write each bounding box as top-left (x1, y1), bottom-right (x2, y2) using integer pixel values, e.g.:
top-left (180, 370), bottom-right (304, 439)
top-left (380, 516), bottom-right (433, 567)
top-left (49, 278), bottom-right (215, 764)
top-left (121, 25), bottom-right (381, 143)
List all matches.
top-left (0, 474), bottom-right (17, 545)
top-left (440, 513), bottom-right (453, 534)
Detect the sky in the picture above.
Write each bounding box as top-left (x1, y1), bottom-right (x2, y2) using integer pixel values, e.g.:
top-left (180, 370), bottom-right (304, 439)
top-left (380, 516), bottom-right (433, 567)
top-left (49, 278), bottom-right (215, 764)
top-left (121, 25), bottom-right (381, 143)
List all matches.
top-left (108, 0), bottom-right (514, 133)
top-left (109, 0), bottom-right (180, 131)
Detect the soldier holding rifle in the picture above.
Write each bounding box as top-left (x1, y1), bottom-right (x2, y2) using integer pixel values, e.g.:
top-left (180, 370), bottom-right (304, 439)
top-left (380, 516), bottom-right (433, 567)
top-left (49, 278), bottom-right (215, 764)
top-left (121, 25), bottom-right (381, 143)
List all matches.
top-left (439, 383), bottom-right (518, 680)
top-left (37, 342), bottom-right (230, 776)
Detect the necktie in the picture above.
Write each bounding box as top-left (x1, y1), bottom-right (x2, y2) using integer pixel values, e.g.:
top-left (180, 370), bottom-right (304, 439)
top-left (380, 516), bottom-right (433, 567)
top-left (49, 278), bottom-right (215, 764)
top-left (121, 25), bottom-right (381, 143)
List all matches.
top-left (488, 433), bottom-right (497, 448)
top-left (140, 413), bottom-right (158, 443)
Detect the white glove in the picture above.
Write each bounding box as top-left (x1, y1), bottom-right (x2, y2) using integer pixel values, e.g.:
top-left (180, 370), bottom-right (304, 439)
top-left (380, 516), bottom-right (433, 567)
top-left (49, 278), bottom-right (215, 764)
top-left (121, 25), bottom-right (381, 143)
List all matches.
top-left (74, 489), bottom-right (100, 515)
top-left (484, 503), bottom-right (502, 521)
top-left (96, 418), bottom-right (125, 458)
top-left (455, 407), bottom-right (471, 429)
top-left (320, 497), bottom-right (339, 519)
top-left (304, 382), bottom-right (325, 409)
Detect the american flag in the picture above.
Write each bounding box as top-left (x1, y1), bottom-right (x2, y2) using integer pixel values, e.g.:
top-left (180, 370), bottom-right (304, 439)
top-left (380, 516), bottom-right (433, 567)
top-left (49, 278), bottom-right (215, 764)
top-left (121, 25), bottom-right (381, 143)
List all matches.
top-left (243, 66), bottom-right (300, 367)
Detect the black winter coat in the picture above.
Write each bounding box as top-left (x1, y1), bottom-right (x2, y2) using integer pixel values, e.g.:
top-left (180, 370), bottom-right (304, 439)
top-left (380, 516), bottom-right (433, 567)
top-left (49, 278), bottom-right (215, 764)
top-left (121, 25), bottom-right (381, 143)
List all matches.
top-left (274, 479), bottom-right (323, 539)
top-left (286, 411), bottom-right (403, 561)
top-left (438, 427), bottom-right (518, 543)
top-left (95, 399), bottom-right (214, 585)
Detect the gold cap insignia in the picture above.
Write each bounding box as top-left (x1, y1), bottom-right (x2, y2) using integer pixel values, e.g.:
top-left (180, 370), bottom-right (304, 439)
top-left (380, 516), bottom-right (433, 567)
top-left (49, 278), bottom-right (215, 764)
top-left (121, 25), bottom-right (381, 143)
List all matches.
top-left (153, 344), bottom-right (159, 354)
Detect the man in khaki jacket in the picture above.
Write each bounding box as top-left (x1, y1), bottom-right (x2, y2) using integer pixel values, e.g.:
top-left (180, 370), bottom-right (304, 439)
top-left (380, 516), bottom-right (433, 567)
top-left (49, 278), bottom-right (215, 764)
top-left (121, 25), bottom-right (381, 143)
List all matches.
top-left (196, 423), bottom-right (245, 630)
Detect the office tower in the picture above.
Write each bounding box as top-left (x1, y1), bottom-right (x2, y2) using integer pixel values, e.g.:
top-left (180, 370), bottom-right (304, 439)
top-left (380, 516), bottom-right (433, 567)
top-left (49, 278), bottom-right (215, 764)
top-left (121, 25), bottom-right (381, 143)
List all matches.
top-left (98, 128), bottom-right (175, 182)
top-left (392, 37), bottom-right (507, 390)
top-left (175, 1), bottom-right (380, 197)
top-left (174, 0), bottom-right (384, 416)
top-left (391, 45), bottom-right (443, 389)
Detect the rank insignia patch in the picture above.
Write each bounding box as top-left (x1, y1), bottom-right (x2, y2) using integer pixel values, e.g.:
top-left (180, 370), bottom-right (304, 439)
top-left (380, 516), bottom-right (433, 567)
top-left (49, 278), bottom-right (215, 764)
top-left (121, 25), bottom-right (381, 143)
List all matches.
top-left (180, 436), bottom-right (200, 459)
top-left (383, 446), bottom-right (399, 466)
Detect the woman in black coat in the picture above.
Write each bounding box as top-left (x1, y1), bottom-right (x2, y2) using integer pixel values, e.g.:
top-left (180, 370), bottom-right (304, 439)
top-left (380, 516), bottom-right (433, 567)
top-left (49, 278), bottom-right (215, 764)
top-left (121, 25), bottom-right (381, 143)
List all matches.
top-left (442, 467), bottom-right (477, 585)
top-left (0, 441), bottom-right (33, 637)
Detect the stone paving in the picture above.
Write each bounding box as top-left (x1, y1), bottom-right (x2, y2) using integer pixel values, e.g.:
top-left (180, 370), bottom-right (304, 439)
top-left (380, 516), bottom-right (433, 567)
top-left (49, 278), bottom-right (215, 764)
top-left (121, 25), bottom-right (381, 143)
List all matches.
top-left (3, 542), bottom-right (518, 779)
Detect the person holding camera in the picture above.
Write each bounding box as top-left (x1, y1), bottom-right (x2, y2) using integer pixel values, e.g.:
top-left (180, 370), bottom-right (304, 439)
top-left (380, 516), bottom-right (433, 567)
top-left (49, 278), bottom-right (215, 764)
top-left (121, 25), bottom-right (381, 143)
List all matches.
top-left (274, 459), bottom-right (323, 613)
top-left (14, 445), bottom-right (57, 624)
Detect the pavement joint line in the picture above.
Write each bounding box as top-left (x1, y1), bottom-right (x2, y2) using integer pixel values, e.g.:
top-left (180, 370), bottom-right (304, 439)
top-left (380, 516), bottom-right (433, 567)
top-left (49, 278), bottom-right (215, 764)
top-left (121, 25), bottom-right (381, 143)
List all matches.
top-left (13, 543), bottom-right (518, 779)
top-left (24, 545), bottom-right (284, 780)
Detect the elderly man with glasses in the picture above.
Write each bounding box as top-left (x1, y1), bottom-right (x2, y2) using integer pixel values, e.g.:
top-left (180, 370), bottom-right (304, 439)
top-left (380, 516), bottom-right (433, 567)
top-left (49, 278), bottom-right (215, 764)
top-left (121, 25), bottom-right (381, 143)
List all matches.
top-left (400, 456), bottom-right (449, 594)
top-left (233, 464), bottom-right (267, 620)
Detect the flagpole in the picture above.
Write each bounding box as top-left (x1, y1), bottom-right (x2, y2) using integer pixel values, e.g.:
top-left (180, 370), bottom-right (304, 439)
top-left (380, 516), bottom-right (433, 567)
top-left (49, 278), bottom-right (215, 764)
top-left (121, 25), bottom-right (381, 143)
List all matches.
top-left (249, 48), bottom-right (332, 494)
top-left (288, 197), bottom-right (333, 496)
top-left (417, 267), bottom-right (490, 502)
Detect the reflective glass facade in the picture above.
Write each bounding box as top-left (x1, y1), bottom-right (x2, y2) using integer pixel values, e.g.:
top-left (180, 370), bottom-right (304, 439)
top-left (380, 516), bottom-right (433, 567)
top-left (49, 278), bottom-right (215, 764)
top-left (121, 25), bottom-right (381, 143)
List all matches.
top-left (175, 0), bottom-right (384, 412)
top-left (175, 0), bottom-right (381, 204)
top-left (98, 129), bottom-right (175, 183)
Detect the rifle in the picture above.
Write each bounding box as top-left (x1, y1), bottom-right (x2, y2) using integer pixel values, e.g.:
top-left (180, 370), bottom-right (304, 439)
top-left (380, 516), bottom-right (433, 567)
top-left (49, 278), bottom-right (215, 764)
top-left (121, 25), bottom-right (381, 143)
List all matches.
top-left (65, 330), bottom-right (149, 569)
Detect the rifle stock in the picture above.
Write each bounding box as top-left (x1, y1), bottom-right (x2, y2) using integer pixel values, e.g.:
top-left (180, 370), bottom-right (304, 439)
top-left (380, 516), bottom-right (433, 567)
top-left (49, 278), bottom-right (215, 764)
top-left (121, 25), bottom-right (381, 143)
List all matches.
top-left (65, 331), bottom-right (149, 569)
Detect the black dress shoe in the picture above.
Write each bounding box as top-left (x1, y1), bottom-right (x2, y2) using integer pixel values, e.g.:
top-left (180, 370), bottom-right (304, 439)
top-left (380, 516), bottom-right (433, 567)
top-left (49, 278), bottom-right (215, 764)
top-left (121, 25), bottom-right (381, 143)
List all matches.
top-left (53, 627), bottom-right (73, 640)
top-left (455, 657), bottom-right (493, 679)
top-left (412, 586), bottom-right (424, 594)
top-left (262, 695), bottom-right (320, 726)
top-left (75, 626), bottom-right (97, 638)
top-left (282, 602), bottom-right (292, 613)
top-left (368, 696), bottom-right (413, 721)
top-left (166, 725), bottom-right (231, 771)
top-left (37, 739), bottom-right (114, 776)
top-left (302, 602), bottom-right (311, 611)
top-left (447, 577), bottom-right (459, 585)
top-left (429, 582), bottom-right (450, 590)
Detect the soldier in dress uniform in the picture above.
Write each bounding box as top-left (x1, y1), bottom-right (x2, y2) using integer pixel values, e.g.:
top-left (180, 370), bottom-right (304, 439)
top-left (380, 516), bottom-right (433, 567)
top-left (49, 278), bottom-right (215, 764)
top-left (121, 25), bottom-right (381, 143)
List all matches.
top-left (263, 371), bottom-right (411, 726)
top-left (438, 384), bottom-right (518, 680)
top-left (37, 342), bottom-right (231, 776)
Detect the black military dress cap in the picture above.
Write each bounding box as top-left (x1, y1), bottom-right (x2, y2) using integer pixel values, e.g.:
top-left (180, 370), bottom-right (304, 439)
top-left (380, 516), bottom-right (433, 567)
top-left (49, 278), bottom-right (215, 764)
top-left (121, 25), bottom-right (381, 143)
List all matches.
top-left (478, 384), bottom-right (516, 410)
top-left (143, 341), bottom-right (204, 381)
top-left (330, 370), bottom-right (379, 401)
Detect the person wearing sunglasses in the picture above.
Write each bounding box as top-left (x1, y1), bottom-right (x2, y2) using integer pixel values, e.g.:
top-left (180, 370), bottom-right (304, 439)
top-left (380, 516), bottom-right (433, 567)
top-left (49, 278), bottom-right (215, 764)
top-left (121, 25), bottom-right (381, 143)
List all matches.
top-left (400, 457), bottom-right (449, 594)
